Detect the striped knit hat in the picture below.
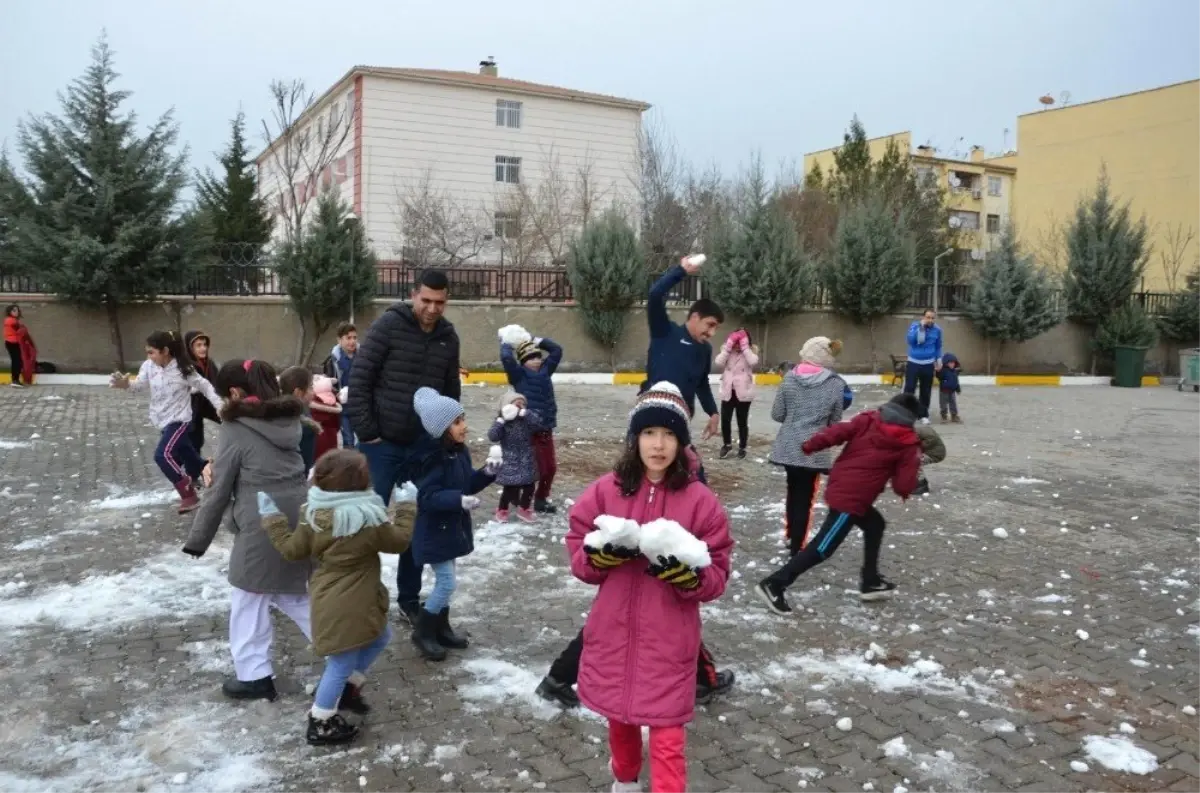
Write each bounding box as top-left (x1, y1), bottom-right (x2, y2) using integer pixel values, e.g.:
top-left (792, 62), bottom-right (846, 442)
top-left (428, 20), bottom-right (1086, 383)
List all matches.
top-left (514, 339), bottom-right (542, 364)
top-left (628, 381), bottom-right (691, 447)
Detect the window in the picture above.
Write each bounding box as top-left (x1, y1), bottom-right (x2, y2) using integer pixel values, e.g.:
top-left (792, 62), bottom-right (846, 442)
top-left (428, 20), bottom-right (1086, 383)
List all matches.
top-left (494, 210), bottom-right (519, 239)
top-left (495, 155), bottom-right (521, 184)
top-left (988, 175), bottom-right (1002, 197)
top-left (986, 214), bottom-right (1001, 233)
top-left (913, 165), bottom-right (935, 186)
top-left (496, 99), bottom-right (522, 128)
top-left (948, 210), bottom-right (980, 230)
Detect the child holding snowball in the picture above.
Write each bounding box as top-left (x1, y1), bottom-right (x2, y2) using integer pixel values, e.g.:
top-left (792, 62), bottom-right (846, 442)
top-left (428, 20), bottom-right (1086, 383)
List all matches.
top-left (409, 387), bottom-right (499, 661)
top-left (566, 381), bottom-right (733, 793)
top-left (486, 389), bottom-right (544, 522)
top-left (499, 324), bottom-right (564, 513)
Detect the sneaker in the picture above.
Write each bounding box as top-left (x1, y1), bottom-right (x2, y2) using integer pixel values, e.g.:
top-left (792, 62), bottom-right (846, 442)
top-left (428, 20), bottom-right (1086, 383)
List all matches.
top-left (610, 762), bottom-right (642, 793)
top-left (919, 417), bottom-right (931, 426)
top-left (737, 448), bottom-right (747, 459)
top-left (695, 670), bottom-right (735, 705)
top-left (9, 382), bottom-right (23, 389)
top-left (339, 682), bottom-right (370, 715)
top-left (940, 414), bottom-right (949, 424)
top-left (718, 445), bottom-right (732, 459)
top-left (306, 712), bottom-right (359, 746)
top-left (493, 508), bottom-right (509, 522)
top-left (535, 675), bottom-right (580, 708)
top-left (516, 507), bottom-right (536, 523)
top-left (754, 579), bottom-right (793, 615)
top-left (860, 577), bottom-right (898, 602)
top-left (221, 675), bottom-right (277, 702)
top-left (951, 414), bottom-right (963, 424)
top-left (912, 478), bottom-right (931, 496)
top-left (534, 499), bottom-right (557, 514)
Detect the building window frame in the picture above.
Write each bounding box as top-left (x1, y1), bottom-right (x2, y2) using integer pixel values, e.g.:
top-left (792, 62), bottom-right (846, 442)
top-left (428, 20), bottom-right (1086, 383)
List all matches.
top-left (494, 210), bottom-right (520, 239)
top-left (986, 213), bottom-right (1001, 234)
top-left (496, 99), bottom-right (522, 129)
top-left (988, 175), bottom-right (1002, 197)
top-left (949, 209), bottom-right (981, 231)
top-left (495, 155), bottom-right (521, 184)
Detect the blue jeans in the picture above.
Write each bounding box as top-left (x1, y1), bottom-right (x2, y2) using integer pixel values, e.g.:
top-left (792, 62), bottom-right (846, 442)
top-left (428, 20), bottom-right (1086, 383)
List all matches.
top-left (154, 422), bottom-right (206, 486)
top-left (425, 560), bottom-right (457, 614)
top-left (903, 362), bottom-right (935, 419)
top-left (313, 625), bottom-right (392, 711)
top-left (339, 414), bottom-right (355, 449)
top-left (359, 439), bottom-right (423, 607)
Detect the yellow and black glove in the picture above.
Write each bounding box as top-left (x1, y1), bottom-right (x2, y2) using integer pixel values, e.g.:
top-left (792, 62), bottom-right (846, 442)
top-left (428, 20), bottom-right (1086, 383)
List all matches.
top-left (585, 542), bottom-right (640, 570)
top-left (645, 554), bottom-right (701, 590)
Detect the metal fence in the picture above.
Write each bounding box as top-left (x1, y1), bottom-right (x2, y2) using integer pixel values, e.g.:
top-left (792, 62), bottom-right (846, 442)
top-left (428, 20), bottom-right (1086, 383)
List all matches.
top-left (0, 263), bottom-right (1181, 315)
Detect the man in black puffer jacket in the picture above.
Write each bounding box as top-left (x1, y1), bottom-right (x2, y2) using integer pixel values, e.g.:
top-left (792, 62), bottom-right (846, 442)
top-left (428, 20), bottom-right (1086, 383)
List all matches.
top-left (346, 269), bottom-right (461, 623)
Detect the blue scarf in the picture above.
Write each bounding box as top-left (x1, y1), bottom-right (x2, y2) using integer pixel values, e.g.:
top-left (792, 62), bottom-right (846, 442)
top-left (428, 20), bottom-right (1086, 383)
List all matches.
top-left (304, 487), bottom-right (389, 538)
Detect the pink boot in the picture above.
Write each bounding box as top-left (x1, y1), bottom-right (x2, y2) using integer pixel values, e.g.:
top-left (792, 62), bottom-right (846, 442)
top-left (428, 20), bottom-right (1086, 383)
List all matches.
top-left (493, 508), bottom-right (509, 522)
top-left (516, 507), bottom-right (536, 523)
top-left (175, 479), bottom-right (199, 514)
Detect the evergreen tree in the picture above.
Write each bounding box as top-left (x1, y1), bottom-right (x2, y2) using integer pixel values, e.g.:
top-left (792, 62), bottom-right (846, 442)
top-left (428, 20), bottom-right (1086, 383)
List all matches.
top-left (823, 196), bottom-right (918, 371)
top-left (195, 111), bottom-right (273, 290)
top-left (827, 116), bottom-right (872, 202)
top-left (705, 199), bottom-right (813, 361)
top-left (963, 226), bottom-right (1063, 374)
top-left (0, 37), bottom-right (191, 369)
top-left (1155, 278), bottom-right (1199, 374)
top-left (275, 188), bottom-right (376, 364)
top-left (1064, 168), bottom-right (1149, 372)
top-left (567, 210), bottom-right (646, 370)
top-left (1093, 302), bottom-right (1158, 360)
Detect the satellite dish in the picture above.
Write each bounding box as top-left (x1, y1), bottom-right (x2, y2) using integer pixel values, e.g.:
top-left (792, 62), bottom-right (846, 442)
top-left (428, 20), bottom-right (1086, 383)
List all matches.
top-left (948, 174), bottom-right (961, 187)
top-left (949, 216), bottom-right (963, 229)
top-left (1039, 95), bottom-right (1055, 106)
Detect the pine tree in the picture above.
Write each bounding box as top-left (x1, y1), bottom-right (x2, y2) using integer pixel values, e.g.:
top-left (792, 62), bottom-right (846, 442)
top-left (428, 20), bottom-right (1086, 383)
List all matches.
top-left (195, 111), bottom-right (274, 290)
top-left (1093, 302), bottom-right (1158, 359)
top-left (827, 116), bottom-right (872, 203)
top-left (275, 188), bottom-right (376, 364)
top-left (566, 210), bottom-right (646, 370)
top-left (1064, 168), bottom-right (1150, 372)
top-left (1157, 279), bottom-right (1200, 347)
top-left (0, 37), bottom-right (191, 369)
top-left (705, 199), bottom-right (813, 361)
top-left (823, 196), bottom-right (918, 371)
top-left (963, 226), bottom-right (1063, 374)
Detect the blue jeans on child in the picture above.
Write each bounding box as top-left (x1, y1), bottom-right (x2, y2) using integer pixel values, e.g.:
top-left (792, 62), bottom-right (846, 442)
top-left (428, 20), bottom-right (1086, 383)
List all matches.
top-left (154, 422), bottom-right (207, 485)
top-left (339, 414), bottom-right (355, 449)
top-left (313, 625), bottom-right (392, 711)
top-left (425, 561), bottom-right (457, 614)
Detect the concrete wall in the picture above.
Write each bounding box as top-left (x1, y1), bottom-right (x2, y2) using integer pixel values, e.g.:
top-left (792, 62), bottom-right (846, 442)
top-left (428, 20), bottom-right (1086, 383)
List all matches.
top-left (4, 295), bottom-right (1173, 376)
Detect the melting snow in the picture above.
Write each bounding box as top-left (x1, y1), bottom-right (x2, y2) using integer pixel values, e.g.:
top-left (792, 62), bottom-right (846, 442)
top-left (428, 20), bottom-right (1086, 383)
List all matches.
top-left (89, 489), bottom-right (176, 510)
top-left (1011, 477), bottom-right (1048, 485)
top-left (1082, 735), bottom-right (1158, 775)
top-left (0, 439), bottom-right (33, 449)
top-left (761, 650), bottom-right (1001, 705)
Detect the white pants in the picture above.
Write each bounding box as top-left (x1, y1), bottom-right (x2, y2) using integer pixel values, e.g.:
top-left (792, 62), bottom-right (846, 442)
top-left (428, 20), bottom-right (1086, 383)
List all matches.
top-left (229, 587), bottom-right (313, 681)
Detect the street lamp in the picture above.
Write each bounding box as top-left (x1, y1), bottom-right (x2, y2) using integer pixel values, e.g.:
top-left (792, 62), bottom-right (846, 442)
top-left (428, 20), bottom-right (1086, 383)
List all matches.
top-left (932, 247), bottom-right (955, 314)
top-left (343, 211), bottom-right (359, 323)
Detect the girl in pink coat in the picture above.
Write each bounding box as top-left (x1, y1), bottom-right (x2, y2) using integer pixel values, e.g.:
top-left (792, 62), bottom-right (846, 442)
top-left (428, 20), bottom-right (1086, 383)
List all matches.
top-left (715, 327), bottom-right (760, 459)
top-left (566, 382), bottom-right (734, 793)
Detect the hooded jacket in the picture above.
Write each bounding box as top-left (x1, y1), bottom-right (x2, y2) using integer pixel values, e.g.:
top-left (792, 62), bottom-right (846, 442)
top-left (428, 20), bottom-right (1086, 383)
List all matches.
top-left (769, 364), bottom-right (846, 470)
top-left (185, 331), bottom-right (221, 430)
top-left (183, 396), bottom-right (314, 594)
top-left (486, 395), bottom-right (545, 486)
top-left (936, 353), bottom-right (961, 392)
top-left (567, 470), bottom-right (733, 727)
top-left (412, 436), bottom-right (496, 565)
top-left (345, 303), bottom-right (461, 445)
top-left (801, 401), bottom-right (922, 515)
top-left (500, 337), bottom-right (563, 429)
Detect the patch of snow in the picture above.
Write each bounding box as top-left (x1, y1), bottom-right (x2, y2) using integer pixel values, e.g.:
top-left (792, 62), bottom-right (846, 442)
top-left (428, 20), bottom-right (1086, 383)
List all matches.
top-left (1011, 477), bottom-right (1048, 485)
top-left (1075, 629), bottom-right (1090, 641)
top-left (458, 657), bottom-right (599, 722)
top-left (1070, 760), bottom-right (1089, 773)
top-left (980, 719), bottom-right (1016, 733)
top-left (911, 749), bottom-right (979, 790)
top-left (1182, 705), bottom-right (1196, 716)
top-left (88, 489), bottom-right (176, 510)
top-left (1082, 735), bottom-right (1158, 775)
top-left (881, 736), bottom-right (910, 758)
top-left (1118, 722), bottom-right (1136, 734)
top-left (835, 717), bottom-right (853, 732)
top-left (1034, 594), bottom-right (1068, 603)
top-left (0, 439), bottom-right (33, 450)
top-left (991, 528), bottom-right (1008, 539)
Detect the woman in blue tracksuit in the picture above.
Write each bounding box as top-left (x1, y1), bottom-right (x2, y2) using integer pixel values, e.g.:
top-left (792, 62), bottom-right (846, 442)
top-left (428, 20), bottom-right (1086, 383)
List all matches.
top-left (904, 309), bottom-right (943, 420)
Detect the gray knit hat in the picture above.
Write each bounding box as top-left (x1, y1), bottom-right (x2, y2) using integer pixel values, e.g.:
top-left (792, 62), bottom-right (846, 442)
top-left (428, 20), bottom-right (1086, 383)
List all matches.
top-left (413, 387), bottom-right (465, 438)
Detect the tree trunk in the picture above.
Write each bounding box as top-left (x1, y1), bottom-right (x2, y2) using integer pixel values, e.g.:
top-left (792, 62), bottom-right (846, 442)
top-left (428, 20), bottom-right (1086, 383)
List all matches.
top-left (760, 320), bottom-right (770, 370)
top-left (296, 315), bottom-right (311, 367)
top-left (1090, 350), bottom-right (1097, 375)
top-left (996, 340), bottom-right (1006, 376)
top-left (105, 299), bottom-right (125, 372)
top-left (985, 340), bottom-right (992, 376)
top-left (867, 318), bottom-right (879, 374)
top-left (302, 321), bottom-right (331, 366)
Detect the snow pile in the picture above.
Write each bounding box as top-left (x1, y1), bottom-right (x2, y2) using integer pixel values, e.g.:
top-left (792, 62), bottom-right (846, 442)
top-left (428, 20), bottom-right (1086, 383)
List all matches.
top-left (89, 488), bottom-right (176, 511)
top-left (584, 515), bottom-right (641, 552)
top-left (881, 736), bottom-right (910, 758)
top-left (638, 518), bottom-right (711, 569)
top-left (458, 657), bottom-right (600, 722)
top-left (0, 439), bottom-right (32, 450)
top-left (1082, 735), bottom-right (1158, 775)
top-left (497, 325), bottom-right (532, 347)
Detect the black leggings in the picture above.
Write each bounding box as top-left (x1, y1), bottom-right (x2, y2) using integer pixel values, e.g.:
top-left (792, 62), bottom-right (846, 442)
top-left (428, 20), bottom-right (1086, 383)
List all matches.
top-left (5, 342), bottom-right (22, 385)
top-left (721, 396), bottom-right (750, 448)
top-left (548, 628), bottom-right (719, 687)
top-left (766, 506), bottom-right (886, 590)
top-left (499, 484), bottom-right (534, 510)
top-left (784, 466), bottom-right (823, 557)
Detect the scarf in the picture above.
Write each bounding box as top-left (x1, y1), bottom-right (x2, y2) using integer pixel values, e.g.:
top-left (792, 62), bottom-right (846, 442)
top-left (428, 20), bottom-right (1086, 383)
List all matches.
top-left (304, 486), bottom-right (389, 538)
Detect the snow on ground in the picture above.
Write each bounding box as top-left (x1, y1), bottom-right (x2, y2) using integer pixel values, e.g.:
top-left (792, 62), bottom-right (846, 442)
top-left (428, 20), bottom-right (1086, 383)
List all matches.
top-left (12, 527), bottom-right (100, 551)
top-left (1082, 734), bottom-right (1159, 774)
top-left (0, 439), bottom-right (33, 449)
top-left (88, 487), bottom-right (177, 511)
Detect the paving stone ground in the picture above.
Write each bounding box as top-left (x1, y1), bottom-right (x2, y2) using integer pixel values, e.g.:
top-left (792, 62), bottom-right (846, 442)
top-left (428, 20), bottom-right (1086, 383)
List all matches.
top-left (0, 383), bottom-right (1197, 793)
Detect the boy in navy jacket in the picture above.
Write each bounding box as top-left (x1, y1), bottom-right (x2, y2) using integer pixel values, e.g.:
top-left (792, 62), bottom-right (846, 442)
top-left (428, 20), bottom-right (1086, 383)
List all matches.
top-left (936, 352), bottom-right (962, 423)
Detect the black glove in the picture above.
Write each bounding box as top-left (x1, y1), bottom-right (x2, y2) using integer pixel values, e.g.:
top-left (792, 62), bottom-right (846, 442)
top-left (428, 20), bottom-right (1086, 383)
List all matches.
top-left (585, 542), bottom-right (639, 570)
top-left (182, 545), bottom-right (204, 559)
top-left (645, 554), bottom-right (700, 590)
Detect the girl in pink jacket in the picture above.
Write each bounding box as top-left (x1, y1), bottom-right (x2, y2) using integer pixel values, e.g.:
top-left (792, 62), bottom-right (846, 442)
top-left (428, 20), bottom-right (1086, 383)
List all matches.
top-left (566, 382), bottom-right (734, 793)
top-left (715, 328), bottom-right (759, 459)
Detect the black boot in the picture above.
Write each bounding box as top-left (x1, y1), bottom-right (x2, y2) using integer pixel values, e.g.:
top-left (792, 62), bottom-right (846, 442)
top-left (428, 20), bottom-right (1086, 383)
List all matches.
top-left (339, 682), bottom-right (371, 715)
top-left (306, 712), bottom-right (359, 746)
top-left (912, 478), bottom-right (931, 496)
top-left (411, 609), bottom-right (447, 661)
top-left (436, 607), bottom-right (470, 650)
top-left (535, 675), bottom-right (580, 708)
top-left (696, 670), bottom-right (735, 705)
top-left (221, 675), bottom-right (277, 702)
top-left (397, 599), bottom-right (420, 626)
top-left (534, 499), bottom-right (557, 514)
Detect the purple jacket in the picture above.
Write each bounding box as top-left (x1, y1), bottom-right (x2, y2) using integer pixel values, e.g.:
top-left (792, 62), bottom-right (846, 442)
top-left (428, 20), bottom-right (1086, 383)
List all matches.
top-left (567, 472), bottom-right (733, 727)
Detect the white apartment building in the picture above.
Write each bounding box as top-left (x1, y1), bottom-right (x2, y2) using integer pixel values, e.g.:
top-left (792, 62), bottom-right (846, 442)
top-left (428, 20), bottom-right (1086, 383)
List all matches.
top-left (256, 59), bottom-right (649, 266)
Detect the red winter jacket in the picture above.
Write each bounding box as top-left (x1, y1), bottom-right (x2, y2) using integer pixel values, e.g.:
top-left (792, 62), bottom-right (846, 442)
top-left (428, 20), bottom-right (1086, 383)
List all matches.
top-left (801, 405), bottom-right (922, 515)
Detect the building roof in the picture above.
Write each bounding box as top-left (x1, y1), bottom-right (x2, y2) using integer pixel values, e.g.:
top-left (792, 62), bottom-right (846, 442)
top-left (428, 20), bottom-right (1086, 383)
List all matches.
top-left (1017, 78), bottom-right (1199, 119)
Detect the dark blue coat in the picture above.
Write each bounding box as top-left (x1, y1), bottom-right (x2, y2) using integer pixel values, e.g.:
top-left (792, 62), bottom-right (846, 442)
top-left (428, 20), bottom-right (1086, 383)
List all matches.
top-left (501, 338), bottom-right (562, 430)
top-left (646, 265), bottom-right (718, 418)
top-left (413, 436), bottom-right (495, 566)
top-left (937, 353), bottom-right (961, 392)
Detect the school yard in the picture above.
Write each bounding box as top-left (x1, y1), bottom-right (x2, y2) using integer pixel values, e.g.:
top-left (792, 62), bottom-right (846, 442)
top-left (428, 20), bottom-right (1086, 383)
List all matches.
top-left (0, 383), bottom-right (1197, 793)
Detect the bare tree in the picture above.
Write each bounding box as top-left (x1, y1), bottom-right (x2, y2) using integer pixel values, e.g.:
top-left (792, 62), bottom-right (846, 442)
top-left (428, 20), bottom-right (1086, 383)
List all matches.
top-left (681, 164), bottom-right (732, 254)
top-left (512, 145), bottom-right (578, 266)
top-left (494, 192), bottom-right (541, 267)
top-left (1158, 222), bottom-right (1197, 292)
top-left (631, 117), bottom-right (690, 271)
top-left (1032, 210), bottom-right (1070, 273)
top-left (259, 78), bottom-right (354, 245)
top-left (395, 169), bottom-right (488, 267)
top-left (574, 147), bottom-right (608, 233)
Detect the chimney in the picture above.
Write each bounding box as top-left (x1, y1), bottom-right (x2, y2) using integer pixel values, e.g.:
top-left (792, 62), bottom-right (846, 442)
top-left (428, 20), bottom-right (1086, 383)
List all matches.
top-left (479, 57), bottom-right (497, 77)
top-left (969, 145), bottom-right (985, 163)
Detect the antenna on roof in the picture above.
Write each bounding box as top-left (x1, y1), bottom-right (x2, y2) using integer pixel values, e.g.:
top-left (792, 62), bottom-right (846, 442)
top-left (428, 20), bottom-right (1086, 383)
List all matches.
top-left (479, 56), bottom-right (498, 77)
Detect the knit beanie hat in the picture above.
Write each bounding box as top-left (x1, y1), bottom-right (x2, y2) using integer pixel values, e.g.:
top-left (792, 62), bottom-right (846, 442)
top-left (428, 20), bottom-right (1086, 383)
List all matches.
top-left (515, 339), bottom-right (542, 364)
top-left (799, 336), bottom-right (843, 369)
top-left (413, 387), bottom-right (465, 438)
top-left (498, 389), bottom-right (525, 411)
top-left (627, 381), bottom-right (691, 448)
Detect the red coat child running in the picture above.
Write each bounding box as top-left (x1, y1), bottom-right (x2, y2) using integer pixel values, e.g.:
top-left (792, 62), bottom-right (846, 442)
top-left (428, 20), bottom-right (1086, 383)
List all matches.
top-left (801, 405), bottom-right (922, 514)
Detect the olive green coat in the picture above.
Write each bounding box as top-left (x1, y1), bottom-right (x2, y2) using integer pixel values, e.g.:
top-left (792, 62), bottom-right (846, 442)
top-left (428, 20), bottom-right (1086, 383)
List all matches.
top-left (265, 502), bottom-right (416, 656)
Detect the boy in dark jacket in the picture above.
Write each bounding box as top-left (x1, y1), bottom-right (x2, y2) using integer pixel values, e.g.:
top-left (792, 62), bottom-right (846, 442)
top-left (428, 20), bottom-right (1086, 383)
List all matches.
top-left (322, 322), bottom-right (358, 447)
top-left (184, 330), bottom-right (220, 455)
top-left (756, 393), bottom-right (924, 613)
top-left (937, 352), bottom-right (962, 423)
top-left (500, 334), bottom-right (562, 513)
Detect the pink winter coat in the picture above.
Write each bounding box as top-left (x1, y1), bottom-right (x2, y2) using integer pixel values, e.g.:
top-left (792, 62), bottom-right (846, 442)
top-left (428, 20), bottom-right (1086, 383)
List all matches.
top-left (715, 340), bottom-right (759, 402)
top-left (567, 472), bottom-right (733, 727)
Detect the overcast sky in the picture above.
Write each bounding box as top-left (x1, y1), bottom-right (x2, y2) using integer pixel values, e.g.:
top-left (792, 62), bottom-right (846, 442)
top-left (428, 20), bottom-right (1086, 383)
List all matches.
top-left (2, 0), bottom-right (1197, 185)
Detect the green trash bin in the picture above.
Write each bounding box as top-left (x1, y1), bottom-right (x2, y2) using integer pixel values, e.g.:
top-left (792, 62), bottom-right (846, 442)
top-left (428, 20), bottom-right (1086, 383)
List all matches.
top-left (1112, 346), bottom-right (1149, 388)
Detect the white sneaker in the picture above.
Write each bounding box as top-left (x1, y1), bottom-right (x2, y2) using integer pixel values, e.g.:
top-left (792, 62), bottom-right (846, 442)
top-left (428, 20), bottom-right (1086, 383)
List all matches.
top-left (919, 417), bottom-right (931, 425)
top-left (610, 761), bottom-right (641, 792)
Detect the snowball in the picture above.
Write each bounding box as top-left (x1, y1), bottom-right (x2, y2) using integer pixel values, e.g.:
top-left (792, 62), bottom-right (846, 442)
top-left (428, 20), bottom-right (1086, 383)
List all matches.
top-left (1075, 629), bottom-right (1090, 641)
top-left (584, 515), bottom-right (641, 551)
top-left (498, 324), bottom-right (532, 347)
top-left (392, 481), bottom-right (418, 504)
top-left (487, 444), bottom-right (503, 463)
top-left (639, 518), bottom-right (712, 569)
top-left (358, 776), bottom-right (367, 787)
top-left (881, 736), bottom-right (909, 758)
top-left (836, 717), bottom-right (853, 732)
top-left (305, 682), bottom-right (316, 695)
top-left (1069, 761), bottom-right (1089, 773)
top-left (172, 773), bottom-right (188, 785)
top-left (1182, 705), bottom-right (1197, 716)
top-left (1118, 722), bottom-right (1136, 734)
top-left (992, 527), bottom-right (1008, 539)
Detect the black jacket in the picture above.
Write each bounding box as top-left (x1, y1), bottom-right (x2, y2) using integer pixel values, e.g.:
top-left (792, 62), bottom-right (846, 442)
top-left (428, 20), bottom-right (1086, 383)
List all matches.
top-left (184, 330), bottom-right (220, 426)
top-left (346, 303), bottom-right (461, 444)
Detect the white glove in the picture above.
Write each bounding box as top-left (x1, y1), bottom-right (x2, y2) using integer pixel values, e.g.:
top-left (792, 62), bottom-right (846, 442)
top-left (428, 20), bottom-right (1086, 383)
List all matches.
top-left (518, 408), bottom-right (527, 417)
top-left (500, 404), bottom-right (520, 421)
top-left (461, 495), bottom-right (481, 511)
top-left (338, 387), bottom-right (348, 404)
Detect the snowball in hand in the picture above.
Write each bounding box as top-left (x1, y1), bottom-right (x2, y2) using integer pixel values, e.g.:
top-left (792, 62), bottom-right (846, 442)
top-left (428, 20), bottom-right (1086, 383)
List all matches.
top-left (639, 518), bottom-right (711, 569)
top-left (500, 404), bottom-right (520, 421)
top-left (487, 445), bottom-right (503, 463)
top-left (584, 515), bottom-right (641, 551)
top-left (498, 324), bottom-right (532, 347)
top-left (393, 481), bottom-right (418, 503)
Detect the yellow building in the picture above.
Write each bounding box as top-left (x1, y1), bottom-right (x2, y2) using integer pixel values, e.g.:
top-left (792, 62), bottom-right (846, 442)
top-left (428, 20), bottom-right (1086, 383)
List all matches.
top-left (804, 79), bottom-right (1200, 290)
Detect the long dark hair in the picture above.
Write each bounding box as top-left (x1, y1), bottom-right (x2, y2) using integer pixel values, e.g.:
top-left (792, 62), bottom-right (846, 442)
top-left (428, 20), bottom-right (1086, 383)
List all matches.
top-left (613, 436), bottom-right (691, 497)
top-left (214, 359), bottom-right (281, 401)
top-left (146, 330), bottom-right (195, 377)
top-left (4, 304), bottom-right (19, 319)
